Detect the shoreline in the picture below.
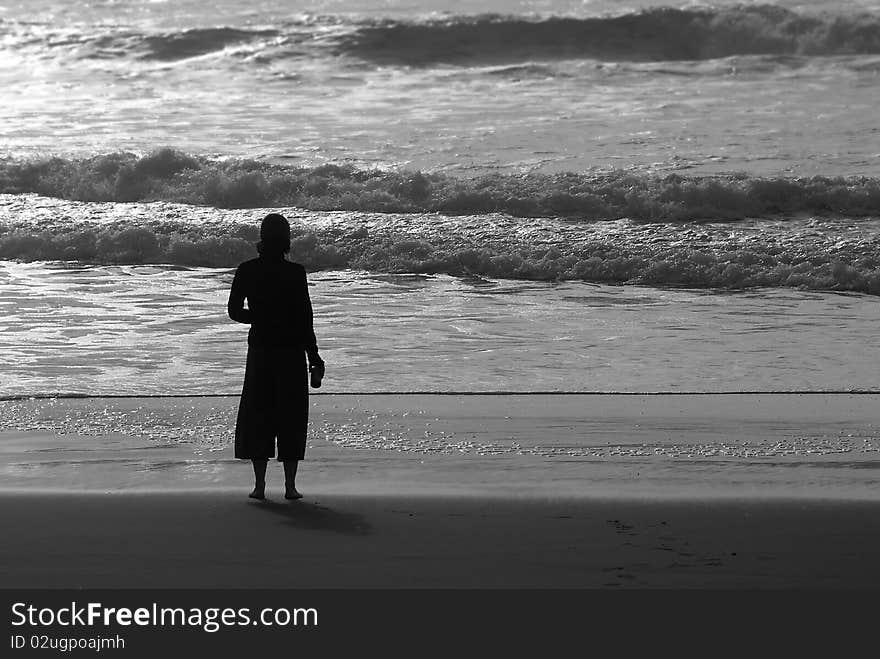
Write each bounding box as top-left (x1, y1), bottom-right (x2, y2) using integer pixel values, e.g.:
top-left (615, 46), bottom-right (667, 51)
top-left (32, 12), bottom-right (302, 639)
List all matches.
top-left (6, 390), bottom-right (880, 399)
top-left (2, 393), bottom-right (879, 500)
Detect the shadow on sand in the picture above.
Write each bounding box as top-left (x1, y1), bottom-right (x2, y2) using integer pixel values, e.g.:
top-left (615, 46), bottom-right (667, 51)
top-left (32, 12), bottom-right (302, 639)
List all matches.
top-left (248, 498), bottom-right (371, 536)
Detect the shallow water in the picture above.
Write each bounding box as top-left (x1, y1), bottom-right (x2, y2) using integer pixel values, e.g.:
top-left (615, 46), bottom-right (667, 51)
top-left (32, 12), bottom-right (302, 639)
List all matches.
top-left (1, 260), bottom-right (879, 396)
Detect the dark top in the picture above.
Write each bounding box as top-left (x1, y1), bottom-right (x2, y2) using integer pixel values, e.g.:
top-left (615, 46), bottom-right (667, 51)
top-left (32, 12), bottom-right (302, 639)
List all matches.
top-left (227, 257), bottom-right (319, 358)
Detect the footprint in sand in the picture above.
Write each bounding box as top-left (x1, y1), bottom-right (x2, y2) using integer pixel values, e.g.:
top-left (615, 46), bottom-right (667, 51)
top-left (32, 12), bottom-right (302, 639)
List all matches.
top-left (606, 519), bottom-right (637, 536)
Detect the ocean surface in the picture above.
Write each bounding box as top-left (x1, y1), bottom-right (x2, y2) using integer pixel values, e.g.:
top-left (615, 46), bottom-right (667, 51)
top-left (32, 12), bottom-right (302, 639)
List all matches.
top-left (3, 0), bottom-right (880, 175)
top-left (1, 0), bottom-right (879, 403)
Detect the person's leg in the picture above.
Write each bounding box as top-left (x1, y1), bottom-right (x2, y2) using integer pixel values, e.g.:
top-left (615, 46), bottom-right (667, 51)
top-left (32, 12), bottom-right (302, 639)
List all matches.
top-left (250, 458), bottom-right (268, 499)
top-left (283, 460), bottom-right (301, 500)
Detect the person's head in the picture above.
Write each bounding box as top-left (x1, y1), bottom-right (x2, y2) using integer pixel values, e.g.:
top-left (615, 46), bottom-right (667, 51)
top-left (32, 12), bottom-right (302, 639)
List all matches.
top-left (257, 213), bottom-right (291, 258)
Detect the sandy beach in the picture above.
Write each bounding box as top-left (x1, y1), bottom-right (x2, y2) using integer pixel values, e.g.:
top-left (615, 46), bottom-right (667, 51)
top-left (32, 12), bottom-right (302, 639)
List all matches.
top-left (1, 492), bottom-right (880, 588)
top-left (2, 394), bottom-right (879, 588)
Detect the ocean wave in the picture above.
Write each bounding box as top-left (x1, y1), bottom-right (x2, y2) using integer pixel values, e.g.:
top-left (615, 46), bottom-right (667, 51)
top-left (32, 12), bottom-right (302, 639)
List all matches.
top-left (2, 149), bottom-right (879, 222)
top-left (1, 22), bottom-right (286, 63)
top-left (336, 5), bottom-right (880, 65)
top-left (5, 5), bottom-right (880, 66)
top-left (123, 27), bottom-right (280, 62)
top-left (1, 192), bottom-right (880, 295)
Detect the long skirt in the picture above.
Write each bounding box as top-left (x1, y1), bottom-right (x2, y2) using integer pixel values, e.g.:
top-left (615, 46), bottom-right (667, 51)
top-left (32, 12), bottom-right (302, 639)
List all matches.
top-left (234, 345), bottom-right (308, 461)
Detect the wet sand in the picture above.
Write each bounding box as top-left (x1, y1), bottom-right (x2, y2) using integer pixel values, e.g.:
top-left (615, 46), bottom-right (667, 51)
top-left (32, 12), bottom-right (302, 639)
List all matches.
top-left (3, 393), bottom-right (880, 499)
top-left (1, 394), bottom-right (879, 588)
top-left (1, 492), bottom-right (879, 588)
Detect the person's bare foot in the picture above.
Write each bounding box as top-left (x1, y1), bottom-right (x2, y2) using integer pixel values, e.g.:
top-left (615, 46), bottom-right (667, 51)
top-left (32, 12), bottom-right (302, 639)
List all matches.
top-left (284, 487), bottom-right (302, 500)
top-left (249, 487), bottom-right (266, 500)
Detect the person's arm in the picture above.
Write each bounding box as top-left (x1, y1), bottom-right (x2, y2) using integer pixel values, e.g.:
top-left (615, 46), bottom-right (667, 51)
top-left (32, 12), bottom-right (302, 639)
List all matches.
top-left (227, 267), bottom-right (253, 324)
top-left (300, 266), bottom-right (322, 366)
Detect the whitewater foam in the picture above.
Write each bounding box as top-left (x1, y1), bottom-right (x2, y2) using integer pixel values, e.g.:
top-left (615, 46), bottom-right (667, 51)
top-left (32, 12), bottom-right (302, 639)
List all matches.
top-left (2, 189), bottom-right (880, 293)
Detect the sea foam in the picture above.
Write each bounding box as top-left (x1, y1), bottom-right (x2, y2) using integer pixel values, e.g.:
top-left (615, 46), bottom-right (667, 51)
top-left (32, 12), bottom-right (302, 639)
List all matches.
top-left (2, 188), bottom-right (879, 294)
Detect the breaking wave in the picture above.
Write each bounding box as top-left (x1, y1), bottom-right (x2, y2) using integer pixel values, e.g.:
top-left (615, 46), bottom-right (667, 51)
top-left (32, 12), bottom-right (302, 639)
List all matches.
top-left (0, 22), bottom-right (284, 62)
top-left (2, 149), bottom-right (879, 222)
top-left (4, 5), bottom-right (880, 66)
top-left (337, 5), bottom-right (880, 65)
top-left (2, 190), bottom-right (880, 294)
top-left (114, 27), bottom-right (280, 62)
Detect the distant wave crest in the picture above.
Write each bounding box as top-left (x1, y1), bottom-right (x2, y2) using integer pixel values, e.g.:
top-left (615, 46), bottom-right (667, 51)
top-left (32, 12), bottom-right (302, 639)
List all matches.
top-left (127, 27), bottom-right (280, 62)
top-left (6, 5), bottom-right (880, 65)
top-left (337, 5), bottom-right (880, 64)
top-left (1, 23), bottom-right (283, 62)
top-left (2, 149), bottom-right (879, 222)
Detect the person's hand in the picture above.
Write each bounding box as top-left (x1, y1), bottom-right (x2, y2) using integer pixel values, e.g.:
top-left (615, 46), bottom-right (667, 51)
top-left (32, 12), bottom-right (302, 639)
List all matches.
top-left (308, 353), bottom-right (324, 371)
top-left (309, 356), bottom-right (325, 388)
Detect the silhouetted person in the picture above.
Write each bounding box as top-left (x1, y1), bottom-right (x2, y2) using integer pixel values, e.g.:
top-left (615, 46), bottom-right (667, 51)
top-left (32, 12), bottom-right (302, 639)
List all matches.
top-left (228, 213), bottom-right (324, 500)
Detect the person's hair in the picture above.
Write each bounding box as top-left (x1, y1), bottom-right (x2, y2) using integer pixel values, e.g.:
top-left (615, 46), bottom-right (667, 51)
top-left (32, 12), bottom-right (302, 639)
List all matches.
top-left (257, 213), bottom-right (291, 257)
